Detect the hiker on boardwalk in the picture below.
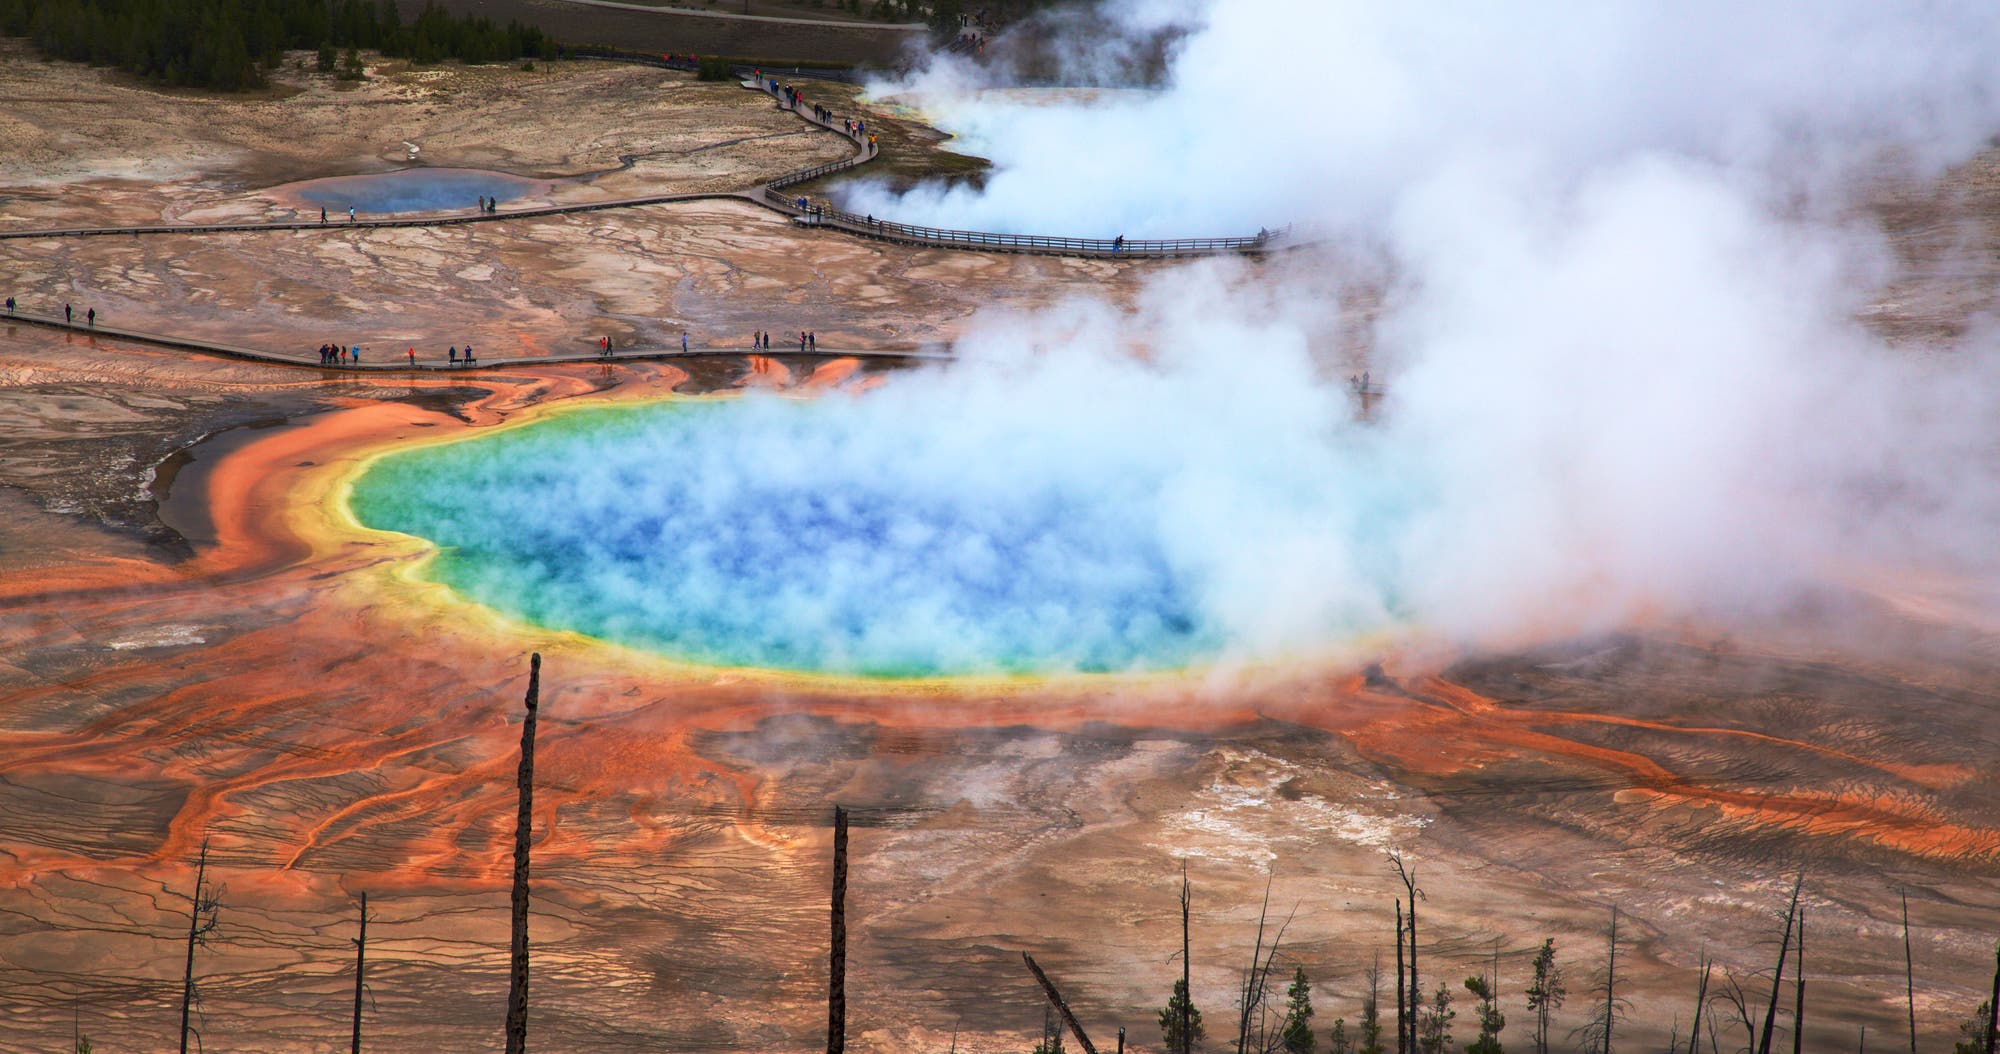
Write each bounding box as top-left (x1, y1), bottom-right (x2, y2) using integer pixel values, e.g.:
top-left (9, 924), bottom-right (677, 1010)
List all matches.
top-left (64, 303), bottom-right (72, 323)
top-left (449, 346), bottom-right (458, 365)
top-left (351, 345), bottom-right (361, 363)
top-left (407, 347), bottom-right (416, 366)
top-left (462, 345), bottom-right (476, 365)
top-left (682, 332), bottom-right (689, 353)
top-left (348, 207), bottom-right (356, 222)
top-left (86, 308), bottom-right (95, 327)
top-left (4, 296), bottom-right (13, 314)
top-left (320, 207), bottom-right (327, 224)
top-left (808, 331), bottom-right (816, 351)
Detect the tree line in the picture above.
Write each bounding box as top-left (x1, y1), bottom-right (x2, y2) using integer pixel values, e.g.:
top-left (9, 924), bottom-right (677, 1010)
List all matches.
top-left (0, 0), bottom-right (560, 92)
top-left (1138, 860), bottom-right (2000, 1054)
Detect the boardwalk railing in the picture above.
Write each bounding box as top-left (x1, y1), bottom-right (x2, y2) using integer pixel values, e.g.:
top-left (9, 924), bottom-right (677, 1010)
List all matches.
top-left (751, 78), bottom-right (1286, 257)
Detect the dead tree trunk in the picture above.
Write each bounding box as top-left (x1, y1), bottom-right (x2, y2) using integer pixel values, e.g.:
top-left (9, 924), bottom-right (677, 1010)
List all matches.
top-left (1395, 900), bottom-right (1407, 1054)
top-left (1181, 864), bottom-right (1192, 1054)
top-left (1689, 952), bottom-right (1712, 1054)
top-left (1903, 892), bottom-right (1917, 1054)
top-left (503, 653), bottom-right (541, 1054)
top-left (1603, 905), bottom-right (1619, 1054)
top-left (829, 804), bottom-right (850, 1054)
top-left (351, 891), bottom-right (368, 1054)
top-left (1757, 875), bottom-right (1803, 1054)
top-left (1792, 908), bottom-right (1805, 1054)
top-left (1984, 942), bottom-right (1999, 1054)
top-left (1392, 853), bottom-right (1419, 1054)
top-left (1024, 952), bottom-right (1101, 1054)
top-left (179, 836), bottom-right (219, 1054)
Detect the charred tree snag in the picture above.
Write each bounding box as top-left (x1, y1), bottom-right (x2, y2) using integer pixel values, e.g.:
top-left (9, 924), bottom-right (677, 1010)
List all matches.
top-left (503, 653), bottom-right (541, 1054)
top-left (1396, 900), bottom-right (1408, 1054)
top-left (1024, 952), bottom-right (1101, 1054)
top-left (1757, 875), bottom-right (1803, 1054)
top-left (1181, 864), bottom-right (1193, 1054)
top-left (1903, 892), bottom-right (1917, 1054)
top-left (351, 891), bottom-right (369, 1054)
top-left (178, 836), bottom-right (221, 1054)
top-left (829, 804), bottom-right (850, 1054)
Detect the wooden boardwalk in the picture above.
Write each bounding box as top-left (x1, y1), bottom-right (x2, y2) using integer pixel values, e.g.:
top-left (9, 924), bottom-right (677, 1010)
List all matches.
top-left (0, 71), bottom-right (1285, 372)
top-left (0, 76), bottom-right (1283, 259)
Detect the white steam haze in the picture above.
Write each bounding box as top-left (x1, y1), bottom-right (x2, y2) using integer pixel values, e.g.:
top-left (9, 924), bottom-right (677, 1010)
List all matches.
top-left (850, 0), bottom-right (2000, 238)
top-left (836, 0), bottom-right (2000, 656)
top-left (373, 2), bottom-right (2000, 672)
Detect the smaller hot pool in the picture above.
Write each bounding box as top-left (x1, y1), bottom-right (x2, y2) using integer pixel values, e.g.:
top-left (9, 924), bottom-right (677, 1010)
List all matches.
top-left (278, 168), bottom-right (545, 215)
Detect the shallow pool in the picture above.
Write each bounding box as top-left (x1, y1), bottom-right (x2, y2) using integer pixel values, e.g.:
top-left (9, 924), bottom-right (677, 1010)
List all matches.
top-left (347, 399), bottom-right (1234, 678)
top-left (281, 167), bottom-right (543, 215)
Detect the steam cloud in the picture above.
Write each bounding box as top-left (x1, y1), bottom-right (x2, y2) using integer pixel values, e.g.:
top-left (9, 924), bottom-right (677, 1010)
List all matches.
top-left (357, 1), bottom-right (2000, 673)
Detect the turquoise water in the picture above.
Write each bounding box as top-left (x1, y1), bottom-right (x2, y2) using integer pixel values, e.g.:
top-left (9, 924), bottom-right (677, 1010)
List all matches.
top-left (349, 399), bottom-right (1238, 677)
top-left (289, 168), bottom-right (539, 214)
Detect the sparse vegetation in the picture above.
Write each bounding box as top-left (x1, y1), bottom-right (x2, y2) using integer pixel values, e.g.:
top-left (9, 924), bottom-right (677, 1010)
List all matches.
top-left (0, 0), bottom-right (561, 91)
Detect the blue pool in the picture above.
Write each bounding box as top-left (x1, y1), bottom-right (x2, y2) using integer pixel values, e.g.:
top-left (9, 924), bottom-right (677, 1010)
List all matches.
top-left (284, 168), bottom-right (542, 215)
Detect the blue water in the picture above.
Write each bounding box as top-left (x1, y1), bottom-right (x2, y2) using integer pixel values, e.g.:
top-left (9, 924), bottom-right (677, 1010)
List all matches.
top-left (348, 399), bottom-right (1237, 678)
top-left (291, 168), bottom-right (538, 214)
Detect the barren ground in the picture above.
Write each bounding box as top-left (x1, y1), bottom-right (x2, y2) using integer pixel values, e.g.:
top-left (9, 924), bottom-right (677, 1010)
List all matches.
top-left (1, 44), bottom-right (1999, 1054)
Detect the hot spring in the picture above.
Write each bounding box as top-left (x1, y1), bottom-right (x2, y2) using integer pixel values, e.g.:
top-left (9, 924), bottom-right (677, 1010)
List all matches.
top-left (281, 168), bottom-right (543, 215)
top-left (346, 392), bottom-right (1413, 678)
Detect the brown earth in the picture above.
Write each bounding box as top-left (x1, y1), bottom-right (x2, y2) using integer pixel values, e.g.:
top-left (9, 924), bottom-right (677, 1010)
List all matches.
top-left (2, 43), bottom-right (2000, 1054)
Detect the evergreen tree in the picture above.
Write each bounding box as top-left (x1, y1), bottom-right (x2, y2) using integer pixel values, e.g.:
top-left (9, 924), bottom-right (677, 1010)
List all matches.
top-left (1328, 1018), bottom-right (1352, 1054)
top-left (1358, 962), bottom-right (1385, 1054)
top-left (1525, 939), bottom-right (1565, 1054)
top-left (1954, 1000), bottom-right (1994, 1054)
top-left (1282, 967), bottom-right (1316, 1054)
top-left (1161, 977), bottom-right (1205, 1053)
top-left (1417, 982), bottom-right (1455, 1054)
top-left (1464, 975), bottom-right (1504, 1054)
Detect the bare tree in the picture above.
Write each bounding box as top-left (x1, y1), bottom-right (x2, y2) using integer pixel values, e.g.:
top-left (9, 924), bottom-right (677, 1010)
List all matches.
top-left (503, 653), bottom-right (542, 1054)
top-left (351, 891), bottom-right (371, 1054)
top-left (1235, 875), bottom-right (1298, 1054)
top-left (830, 804), bottom-right (850, 1054)
top-left (1793, 908), bottom-right (1806, 1054)
top-left (1183, 864), bottom-right (1195, 1054)
top-left (1688, 951), bottom-right (1713, 1054)
top-left (179, 836), bottom-right (222, 1054)
top-left (1390, 854), bottom-right (1421, 1054)
top-left (1025, 952), bottom-right (1100, 1054)
top-left (1395, 902), bottom-right (1407, 1054)
top-left (1904, 893), bottom-right (1919, 1054)
top-left (1757, 876), bottom-right (1805, 1054)
top-left (1572, 906), bottom-right (1626, 1054)
top-left (1715, 969), bottom-right (1759, 1054)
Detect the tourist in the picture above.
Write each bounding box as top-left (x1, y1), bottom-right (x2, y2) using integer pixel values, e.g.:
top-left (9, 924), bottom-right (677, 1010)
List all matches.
top-left (808, 331), bottom-right (816, 351)
top-left (407, 347), bottom-right (416, 366)
top-left (681, 332), bottom-right (689, 353)
top-left (4, 296), bottom-right (13, 314)
top-left (351, 344), bottom-right (361, 363)
top-left (798, 331), bottom-right (807, 353)
top-left (64, 303), bottom-right (72, 323)
top-left (449, 346), bottom-right (458, 365)
top-left (463, 345), bottom-right (476, 365)
top-left (348, 207), bottom-right (356, 222)
top-left (320, 207), bottom-right (327, 224)
top-left (86, 308), bottom-right (95, 327)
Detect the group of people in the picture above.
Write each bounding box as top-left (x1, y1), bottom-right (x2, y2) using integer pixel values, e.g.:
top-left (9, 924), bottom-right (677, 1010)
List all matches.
top-left (319, 206), bottom-right (358, 224)
top-left (750, 330), bottom-right (818, 352)
top-left (6, 297), bottom-right (97, 328)
top-left (3, 296), bottom-right (93, 327)
top-left (474, 197), bottom-right (500, 213)
top-left (448, 345), bottom-right (479, 365)
top-left (318, 343), bottom-right (360, 365)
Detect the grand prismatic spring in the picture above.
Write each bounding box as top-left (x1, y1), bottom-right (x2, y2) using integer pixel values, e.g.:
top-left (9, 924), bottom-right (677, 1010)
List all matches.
top-left (8, 3), bottom-right (2000, 1054)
